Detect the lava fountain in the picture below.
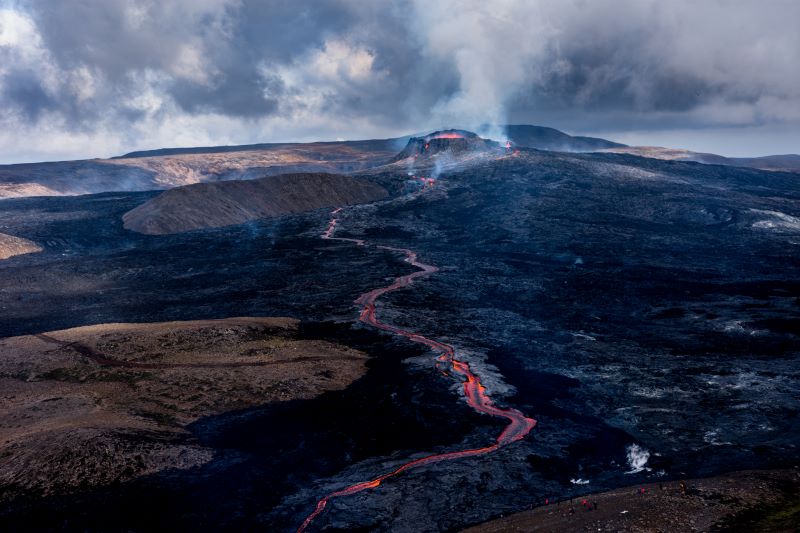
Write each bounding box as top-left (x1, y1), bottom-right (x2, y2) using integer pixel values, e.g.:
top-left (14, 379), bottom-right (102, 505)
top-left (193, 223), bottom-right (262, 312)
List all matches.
top-left (298, 206), bottom-right (536, 532)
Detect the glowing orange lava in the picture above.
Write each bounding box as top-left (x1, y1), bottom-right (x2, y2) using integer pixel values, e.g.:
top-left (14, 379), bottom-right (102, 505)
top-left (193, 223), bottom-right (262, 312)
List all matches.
top-left (299, 206), bottom-right (536, 532)
top-left (412, 175), bottom-right (436, 188)
top-left (321, 207), bottom-right (365, 246)
top-left (427, 132), bottom-right (465, 140)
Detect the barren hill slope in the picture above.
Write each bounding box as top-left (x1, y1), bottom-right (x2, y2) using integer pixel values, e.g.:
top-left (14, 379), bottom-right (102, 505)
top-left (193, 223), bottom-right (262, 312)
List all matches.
top-left (0, 317), bottom-right (368, 503)
top-left (123, 172), bottom-right (388, 235)
top-left (0, 233), bottom-right (41, 260)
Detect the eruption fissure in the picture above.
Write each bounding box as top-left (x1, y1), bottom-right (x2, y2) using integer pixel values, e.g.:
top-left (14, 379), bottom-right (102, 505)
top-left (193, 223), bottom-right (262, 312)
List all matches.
top-left (298, 200), bottom-right (536, 532)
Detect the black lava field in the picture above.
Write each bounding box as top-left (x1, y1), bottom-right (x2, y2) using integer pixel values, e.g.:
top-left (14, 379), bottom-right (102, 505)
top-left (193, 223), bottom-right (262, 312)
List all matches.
top-left (1, 146), bottom-right (798, 531)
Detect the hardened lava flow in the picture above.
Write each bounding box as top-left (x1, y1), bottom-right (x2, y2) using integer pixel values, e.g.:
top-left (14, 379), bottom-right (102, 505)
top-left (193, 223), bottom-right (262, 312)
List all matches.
top-left (298, 201), bottom-right (536, 532)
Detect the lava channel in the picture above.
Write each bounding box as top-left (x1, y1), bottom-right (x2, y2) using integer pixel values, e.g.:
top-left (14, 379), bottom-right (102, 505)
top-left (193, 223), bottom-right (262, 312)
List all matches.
top-left (298, 207), bottom-right (537, 532)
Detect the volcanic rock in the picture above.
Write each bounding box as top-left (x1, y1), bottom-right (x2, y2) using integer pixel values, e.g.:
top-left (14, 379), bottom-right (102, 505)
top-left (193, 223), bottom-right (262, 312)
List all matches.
top-left (1, 135), bottom-right (799, 532)
top-left (122, 172), bottom-right (388, 234)
top-left (462, 469), bottom-right (800, 532)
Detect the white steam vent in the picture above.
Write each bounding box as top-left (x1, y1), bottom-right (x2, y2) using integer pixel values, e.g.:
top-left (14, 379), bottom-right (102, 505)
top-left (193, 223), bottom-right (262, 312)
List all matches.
top-left (625, 443), bottom-right (651, 474)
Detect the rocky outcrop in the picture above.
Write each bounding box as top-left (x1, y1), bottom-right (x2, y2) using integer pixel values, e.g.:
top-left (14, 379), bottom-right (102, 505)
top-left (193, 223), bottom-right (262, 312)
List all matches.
top-left (122, 172), bottom-right (388, 235)
top-left (0, 232), bottom-right (42, 260)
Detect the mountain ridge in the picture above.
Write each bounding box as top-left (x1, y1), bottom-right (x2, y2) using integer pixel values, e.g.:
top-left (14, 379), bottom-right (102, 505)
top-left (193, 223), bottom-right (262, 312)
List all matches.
top-left (1, 125), bottom-right (797, 201)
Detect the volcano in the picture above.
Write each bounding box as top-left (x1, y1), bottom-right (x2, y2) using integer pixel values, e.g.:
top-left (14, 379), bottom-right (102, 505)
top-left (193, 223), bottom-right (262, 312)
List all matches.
top-left (0, 127), bottom-right (798, 533)
top-left (391, 130), bottom-right (500, 162)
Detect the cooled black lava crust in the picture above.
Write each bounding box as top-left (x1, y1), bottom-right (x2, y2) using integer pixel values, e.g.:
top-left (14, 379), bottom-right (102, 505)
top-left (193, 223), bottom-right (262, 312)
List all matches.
top-left (0, 149), bottom-right (798, 531)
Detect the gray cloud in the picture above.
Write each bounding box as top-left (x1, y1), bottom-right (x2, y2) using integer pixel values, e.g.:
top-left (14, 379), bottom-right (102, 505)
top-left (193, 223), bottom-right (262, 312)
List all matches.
top-left (0, 0), bottom-right (798, 162)
top-left (1, 66), bottom-right (55, 120)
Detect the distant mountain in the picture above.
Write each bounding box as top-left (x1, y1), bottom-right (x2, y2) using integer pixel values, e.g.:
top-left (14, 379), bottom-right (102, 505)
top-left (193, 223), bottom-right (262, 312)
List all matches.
top-left (598, 146), bottom-right (800, 173)
top-left (503, 124), bottom-right (627, 152)
top-left (503, 126), bottom-right (800, 173)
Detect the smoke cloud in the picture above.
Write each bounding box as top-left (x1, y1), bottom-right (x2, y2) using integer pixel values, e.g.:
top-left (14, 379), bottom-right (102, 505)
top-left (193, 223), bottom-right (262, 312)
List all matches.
top-left (0, 0), bottom-right (798, 162)
top-left (407, 1), bottom-right (553, 140)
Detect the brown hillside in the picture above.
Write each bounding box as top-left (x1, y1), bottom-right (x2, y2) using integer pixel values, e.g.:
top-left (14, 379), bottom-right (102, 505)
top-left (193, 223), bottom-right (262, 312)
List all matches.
top-left (123, 172), bottom-right (387, 235)
top-left (0, 317), bottom-right (369, 500)
top-left (0, 233), bottom-right (42, 260)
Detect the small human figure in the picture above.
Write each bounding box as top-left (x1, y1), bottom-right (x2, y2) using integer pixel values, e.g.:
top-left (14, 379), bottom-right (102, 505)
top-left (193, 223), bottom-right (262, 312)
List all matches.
top-left (592, 500), bottom-right (598, 510)
top-left (680, 481), bottom-right (688, 496)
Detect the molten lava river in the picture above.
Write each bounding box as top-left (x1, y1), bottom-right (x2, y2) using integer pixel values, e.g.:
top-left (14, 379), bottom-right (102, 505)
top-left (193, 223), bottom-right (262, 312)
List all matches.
top-left (298, 205), bottom-right (537, 532)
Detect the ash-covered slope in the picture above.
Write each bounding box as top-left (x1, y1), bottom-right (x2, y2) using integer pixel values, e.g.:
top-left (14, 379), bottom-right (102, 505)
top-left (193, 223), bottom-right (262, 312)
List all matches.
top-left (0, 232), bottom-right (41, 260)
top-left (123, 172), bottom-right (387, 235)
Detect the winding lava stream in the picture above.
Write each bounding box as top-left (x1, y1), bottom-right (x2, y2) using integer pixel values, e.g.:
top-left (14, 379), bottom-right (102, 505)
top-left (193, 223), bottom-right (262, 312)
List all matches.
top-left (297, 207), bottom-right (536, 532)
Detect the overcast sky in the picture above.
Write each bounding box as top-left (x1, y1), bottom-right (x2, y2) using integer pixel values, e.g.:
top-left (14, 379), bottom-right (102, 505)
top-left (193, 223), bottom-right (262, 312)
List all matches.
top-left (1, 0), bottom-right (798, 163)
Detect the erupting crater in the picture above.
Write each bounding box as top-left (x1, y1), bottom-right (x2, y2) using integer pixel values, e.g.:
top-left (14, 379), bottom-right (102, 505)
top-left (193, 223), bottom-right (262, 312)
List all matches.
top-left (392, 129), bottom-right (500, 162)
